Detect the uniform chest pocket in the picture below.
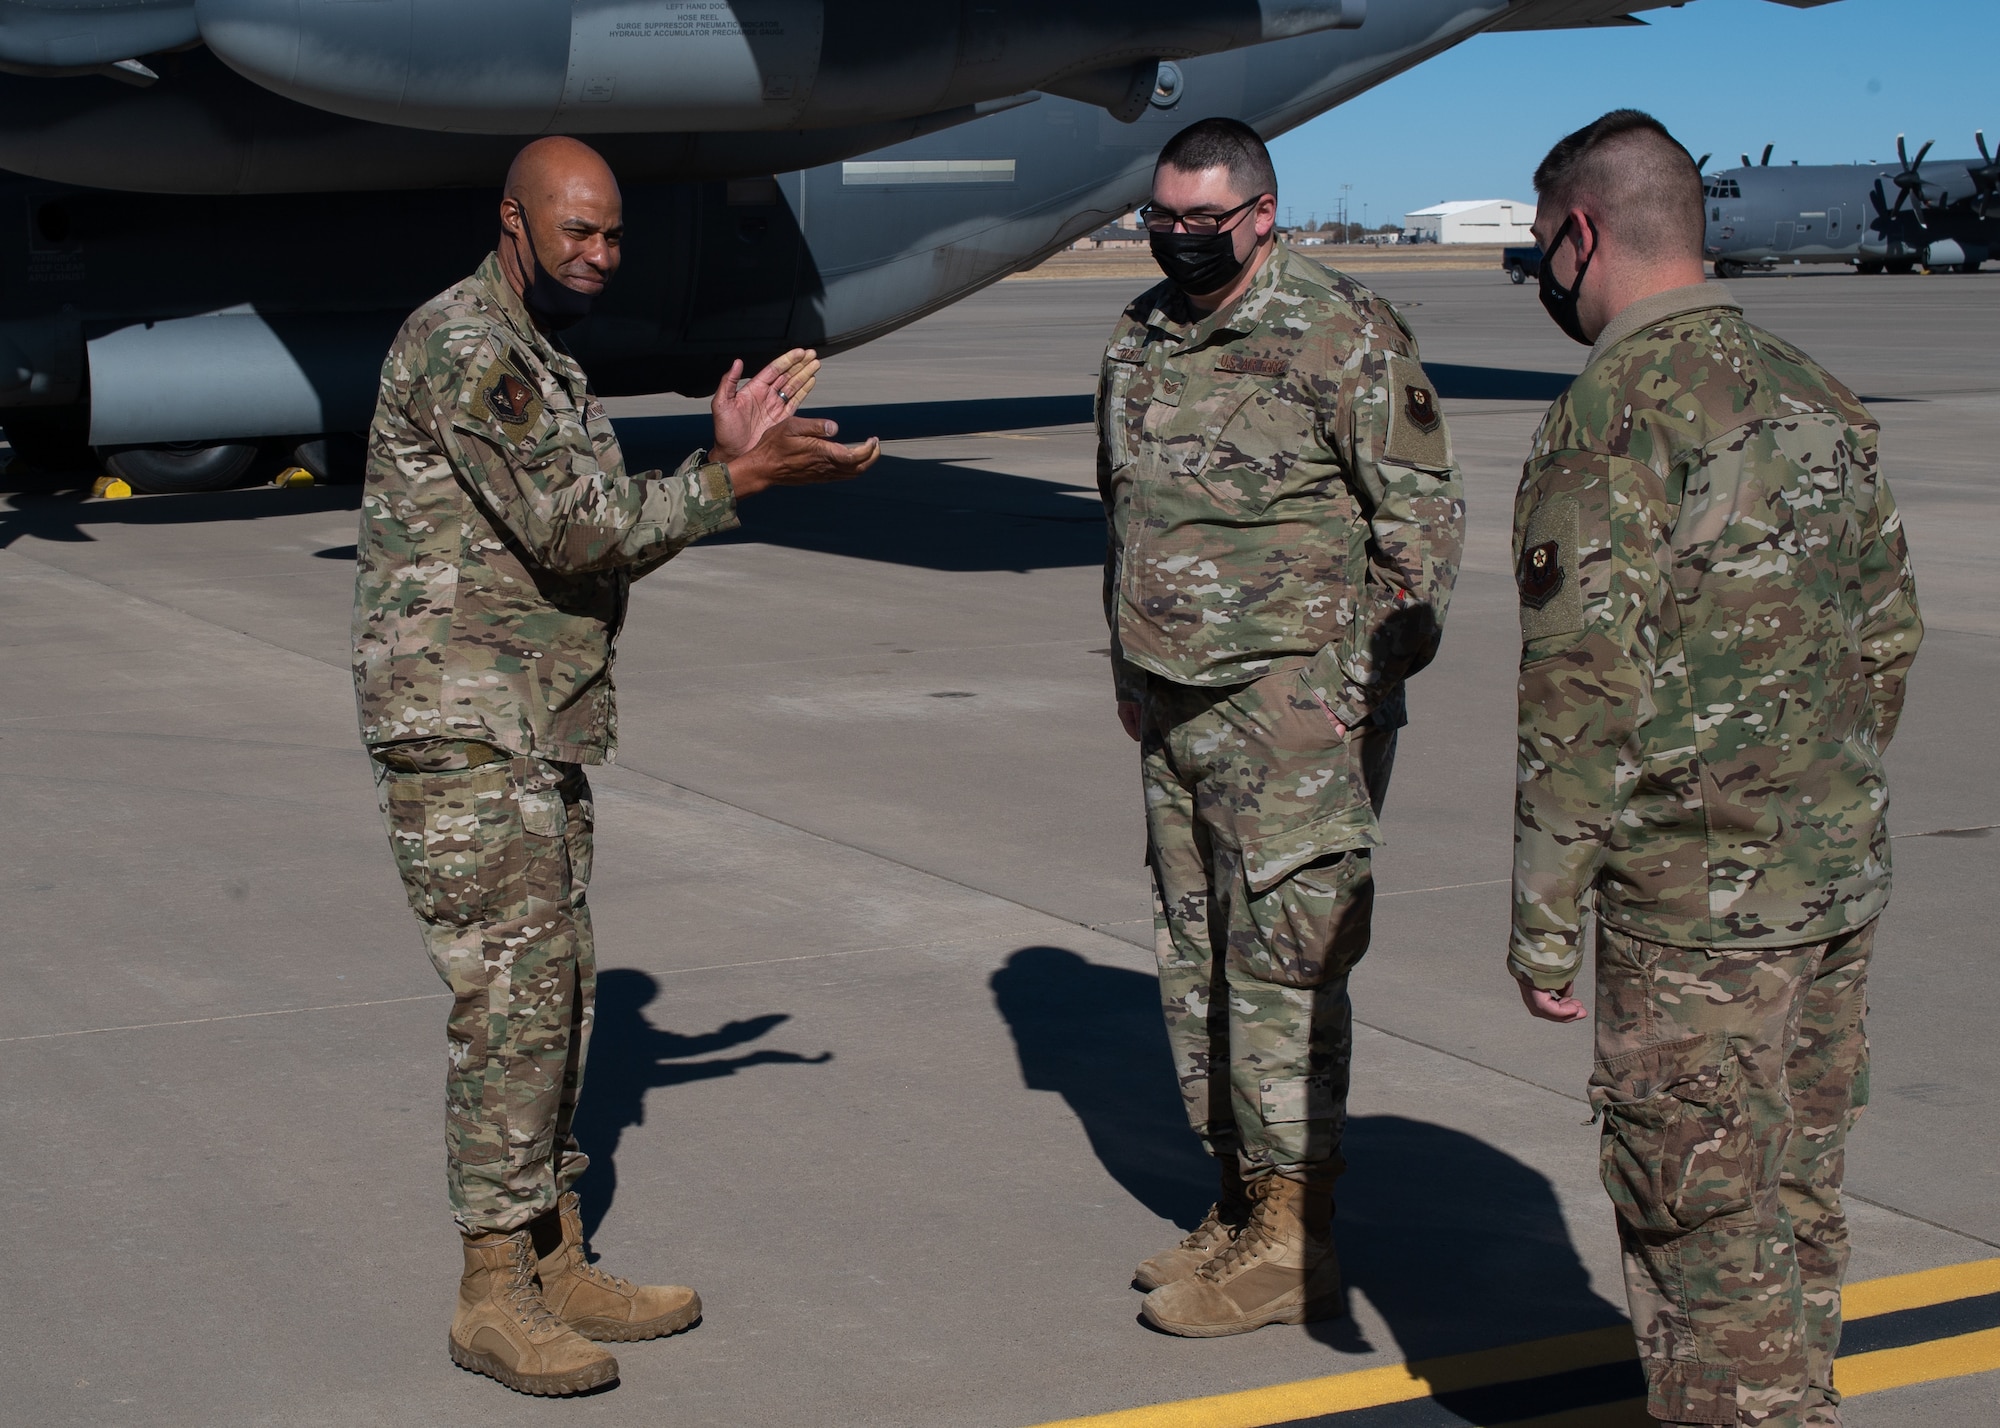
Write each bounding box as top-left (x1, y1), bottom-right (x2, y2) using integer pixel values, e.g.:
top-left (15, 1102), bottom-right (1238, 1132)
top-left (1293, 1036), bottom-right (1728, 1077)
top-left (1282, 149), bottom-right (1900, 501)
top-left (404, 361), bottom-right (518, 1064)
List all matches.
top-left (1179, 377), bottom-right (1289, 508)
top-left (1101, 349), bottom-right (1146, 469)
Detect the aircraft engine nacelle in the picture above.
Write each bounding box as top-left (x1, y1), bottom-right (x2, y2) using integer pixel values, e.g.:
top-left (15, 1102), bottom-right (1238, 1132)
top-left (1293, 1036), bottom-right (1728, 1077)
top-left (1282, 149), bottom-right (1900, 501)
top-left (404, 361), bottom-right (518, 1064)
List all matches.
top-left (190, 0), bottom-right (1365, 133)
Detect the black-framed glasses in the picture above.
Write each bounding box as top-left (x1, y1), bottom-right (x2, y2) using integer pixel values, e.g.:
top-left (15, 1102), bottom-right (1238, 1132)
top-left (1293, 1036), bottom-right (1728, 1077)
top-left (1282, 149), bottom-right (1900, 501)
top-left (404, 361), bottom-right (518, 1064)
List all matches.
top-left (1137, 194), bottom-right (1267, 235)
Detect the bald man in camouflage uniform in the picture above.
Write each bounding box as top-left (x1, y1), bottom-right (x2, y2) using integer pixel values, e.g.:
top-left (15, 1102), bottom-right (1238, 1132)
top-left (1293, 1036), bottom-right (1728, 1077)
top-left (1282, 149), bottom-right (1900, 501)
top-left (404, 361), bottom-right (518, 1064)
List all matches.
top-left (1513, 112), bottom-right (1921, 1428)
top-left (356, 136), bottom-right (873, 1395)
top-left (1101, 119), bottom-right (1464, 1337)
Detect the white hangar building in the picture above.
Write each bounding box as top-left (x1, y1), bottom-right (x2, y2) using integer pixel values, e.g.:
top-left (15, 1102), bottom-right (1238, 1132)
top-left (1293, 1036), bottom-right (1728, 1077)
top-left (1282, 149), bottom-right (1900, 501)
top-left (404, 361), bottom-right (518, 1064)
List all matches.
top-left (1403, 199), bottom-right (1537, 244)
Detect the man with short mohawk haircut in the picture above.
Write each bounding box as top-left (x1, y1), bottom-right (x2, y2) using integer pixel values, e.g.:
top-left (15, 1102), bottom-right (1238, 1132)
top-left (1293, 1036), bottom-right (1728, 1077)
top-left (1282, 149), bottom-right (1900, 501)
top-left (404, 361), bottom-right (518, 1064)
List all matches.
top-left (1510, 109), bottom-right (1922, 1428)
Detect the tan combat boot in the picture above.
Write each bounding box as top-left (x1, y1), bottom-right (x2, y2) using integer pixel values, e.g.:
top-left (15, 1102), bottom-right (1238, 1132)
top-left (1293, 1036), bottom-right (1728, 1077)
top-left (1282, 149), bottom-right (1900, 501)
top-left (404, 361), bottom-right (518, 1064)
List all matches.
top-left (450, 1228), bottom-right (619, 1395)
top-left (535, 1192), bottom-right (702, 1343)
top-left (1133, 1156), bottom-right (1250, 1291)
top-left (1140, 1170), bottom-right (1343, 1337)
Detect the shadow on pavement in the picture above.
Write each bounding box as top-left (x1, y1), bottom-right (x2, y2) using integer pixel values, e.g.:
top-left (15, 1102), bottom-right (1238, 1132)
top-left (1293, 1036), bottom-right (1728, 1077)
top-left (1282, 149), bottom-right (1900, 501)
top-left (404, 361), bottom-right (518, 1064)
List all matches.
top-left (0, 368), bottom-right (1564, 558)
top-left (0, 476), bottom-right (361, 548)
top-left (991, 946), bottom-right (1625, 1370)
top-left (572, 968), bottom-right (832, 1240)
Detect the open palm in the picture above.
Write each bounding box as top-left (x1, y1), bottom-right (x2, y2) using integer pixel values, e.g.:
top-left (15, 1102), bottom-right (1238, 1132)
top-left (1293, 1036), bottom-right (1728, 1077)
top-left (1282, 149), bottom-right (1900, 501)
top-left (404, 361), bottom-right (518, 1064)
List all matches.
top-left (711, 347), bottom-right (820, 463)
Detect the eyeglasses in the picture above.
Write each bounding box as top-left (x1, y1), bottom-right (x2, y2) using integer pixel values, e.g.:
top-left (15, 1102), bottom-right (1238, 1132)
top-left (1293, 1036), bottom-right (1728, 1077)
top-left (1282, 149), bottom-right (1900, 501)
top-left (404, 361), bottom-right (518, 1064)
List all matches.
top-left (1136, 194), bottom-right (1267, 235)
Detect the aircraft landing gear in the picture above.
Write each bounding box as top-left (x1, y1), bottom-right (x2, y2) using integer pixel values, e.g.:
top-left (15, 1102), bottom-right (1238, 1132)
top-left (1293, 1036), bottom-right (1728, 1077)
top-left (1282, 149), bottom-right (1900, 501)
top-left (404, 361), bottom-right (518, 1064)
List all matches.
top-left (1714, 259), bottom-right (1744, 280)
top-left (1856, 260), bottom-right (1885, 275)
top-left (1885, 260), bottom-right (1917, 275)
top-left (103, 441), bottom-right (259, 494)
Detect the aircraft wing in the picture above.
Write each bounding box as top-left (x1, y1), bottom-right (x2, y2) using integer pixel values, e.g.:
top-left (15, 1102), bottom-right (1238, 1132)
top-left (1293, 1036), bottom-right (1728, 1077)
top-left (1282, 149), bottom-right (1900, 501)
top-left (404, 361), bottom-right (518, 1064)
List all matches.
top-left (1489, 0), bottom-right (1841, 30)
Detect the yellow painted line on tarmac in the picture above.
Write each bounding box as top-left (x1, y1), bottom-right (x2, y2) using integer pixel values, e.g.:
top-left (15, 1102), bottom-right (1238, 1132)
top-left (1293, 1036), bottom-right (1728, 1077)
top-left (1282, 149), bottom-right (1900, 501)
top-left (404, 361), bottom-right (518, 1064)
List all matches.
top-left (1029, 1326), bottom-right (1635, 1428)
top-left (1836, 1325), bottom-right (2000, 1397)
top-left (1028, 1258), bottom-right (2000, 1428)
top-left (1843, 1255), bottom-right (2000, 1319)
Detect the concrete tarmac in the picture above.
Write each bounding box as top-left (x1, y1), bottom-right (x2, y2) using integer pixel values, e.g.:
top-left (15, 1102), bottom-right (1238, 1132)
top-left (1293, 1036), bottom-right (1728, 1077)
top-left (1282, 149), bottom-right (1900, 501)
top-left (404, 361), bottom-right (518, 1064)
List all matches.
top-left (1, 265), bottom-right (1994, 1426)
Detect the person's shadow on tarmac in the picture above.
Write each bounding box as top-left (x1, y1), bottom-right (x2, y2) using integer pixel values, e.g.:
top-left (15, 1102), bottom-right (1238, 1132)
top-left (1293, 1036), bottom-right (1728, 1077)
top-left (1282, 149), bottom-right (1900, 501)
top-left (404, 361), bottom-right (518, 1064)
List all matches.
top-left (990, 945), bottom-right (1627, 1370)
top-left (573, 968), bottom-right (832, 1239)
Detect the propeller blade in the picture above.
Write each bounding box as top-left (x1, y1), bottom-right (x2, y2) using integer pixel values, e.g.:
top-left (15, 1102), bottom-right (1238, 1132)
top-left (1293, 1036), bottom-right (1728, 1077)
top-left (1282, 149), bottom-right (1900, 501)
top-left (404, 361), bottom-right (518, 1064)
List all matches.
top-left (1741, 152), bottom-right (1751, 167)
top-left (1979, 129), bottom-right (1991, 164)
top-left (1911, 139), bottom-right (1933, 169)
top-left (1696, 152), bottom-right (1711, 173)
top-left (1761, 143), bottom-right (1774, 166)
top-left (1897, 132), bottom-right (1909, 168)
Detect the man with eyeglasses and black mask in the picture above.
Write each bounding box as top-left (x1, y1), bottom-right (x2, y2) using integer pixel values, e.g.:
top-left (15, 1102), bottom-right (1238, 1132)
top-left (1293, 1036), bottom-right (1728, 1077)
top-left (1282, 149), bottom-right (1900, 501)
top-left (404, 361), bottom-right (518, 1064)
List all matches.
top-left (1095, 117), bottom-right (1464, 1338)
top-left (1511, 111), bottom-right (1921, 1428)
top-left (354, 135), bottom-right (878, 1396)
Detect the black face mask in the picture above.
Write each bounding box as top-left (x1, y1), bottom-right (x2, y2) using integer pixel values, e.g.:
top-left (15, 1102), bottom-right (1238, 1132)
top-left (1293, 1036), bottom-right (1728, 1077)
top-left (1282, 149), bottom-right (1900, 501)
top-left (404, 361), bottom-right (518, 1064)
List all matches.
top-left (1150, 228), bottom-right (1249, 298)
top-left (1538, 215), bottom-right (1595, 345)
top-left (516, 207), bottom-right (596, 331)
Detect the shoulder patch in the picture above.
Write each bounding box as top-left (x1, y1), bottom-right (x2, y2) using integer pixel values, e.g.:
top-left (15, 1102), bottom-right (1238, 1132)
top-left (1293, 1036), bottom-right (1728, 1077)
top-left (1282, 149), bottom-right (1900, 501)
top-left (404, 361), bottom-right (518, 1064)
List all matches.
top-left (1404, 383), bottom-right (1439, 431)
top-left (1518, 494), bottom-right (1583, 642)
top-left (1382, 352), bottom-right (1451, 469)
top-left (486, 372), bottom-right (537, 426)
top-left (1214, 353), bottom-right (1290, 377)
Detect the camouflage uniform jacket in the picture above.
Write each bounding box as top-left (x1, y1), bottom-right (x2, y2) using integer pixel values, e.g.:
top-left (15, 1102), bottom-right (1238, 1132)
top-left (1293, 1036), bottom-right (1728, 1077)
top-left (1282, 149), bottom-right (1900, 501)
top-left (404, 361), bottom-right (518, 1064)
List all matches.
top-left (1509, 284), bottom-right (1923, 990)
top-left (1096, 242), bottom-right (1465, 730)
top-left (353, 252), bottom-right (739, 764)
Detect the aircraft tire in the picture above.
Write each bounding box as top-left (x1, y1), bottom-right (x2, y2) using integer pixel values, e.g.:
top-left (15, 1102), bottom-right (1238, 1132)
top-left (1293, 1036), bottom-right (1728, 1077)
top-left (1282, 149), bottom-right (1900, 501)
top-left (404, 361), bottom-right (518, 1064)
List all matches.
top-left (1856, 261), bottom-right (1884, 275)
top-left (1714, 260), bottom-right (1743, 280)
top-left (2, 407), bottom-right (95, 472)
top-left (1961, 261), bottom-right (1983, 275)
top-left (103, 441), bottom-right (259, 494)
top-left (1886, 261), bottom-right (1916, 275)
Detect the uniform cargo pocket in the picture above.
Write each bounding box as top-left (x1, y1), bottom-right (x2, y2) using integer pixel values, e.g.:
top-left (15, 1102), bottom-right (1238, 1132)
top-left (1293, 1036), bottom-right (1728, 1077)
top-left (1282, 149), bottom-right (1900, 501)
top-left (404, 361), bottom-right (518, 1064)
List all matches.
top-left (1592, 1032), bottom-right (1755, 1235)
top-left (1260, 1073), bottom-right (1334, 1126)
top-left (420, 764), bottom-right (524, 928)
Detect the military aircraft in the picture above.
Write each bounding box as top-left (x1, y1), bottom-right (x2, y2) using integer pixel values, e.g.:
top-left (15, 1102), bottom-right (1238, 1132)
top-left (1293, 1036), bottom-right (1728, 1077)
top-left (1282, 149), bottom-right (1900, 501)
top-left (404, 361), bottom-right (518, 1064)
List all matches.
top-left (1702, 134), bottom-right (2000, 280)
top-left (0, 0), bottom-right (1843, 493)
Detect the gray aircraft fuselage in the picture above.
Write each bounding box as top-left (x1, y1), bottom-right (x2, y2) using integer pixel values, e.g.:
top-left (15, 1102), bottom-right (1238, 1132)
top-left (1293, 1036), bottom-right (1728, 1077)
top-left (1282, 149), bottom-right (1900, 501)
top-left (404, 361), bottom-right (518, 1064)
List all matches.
top-left (0, 0), bottom-right (1827, 487)
top-left (1704, 158), bottom-right (1997, 275)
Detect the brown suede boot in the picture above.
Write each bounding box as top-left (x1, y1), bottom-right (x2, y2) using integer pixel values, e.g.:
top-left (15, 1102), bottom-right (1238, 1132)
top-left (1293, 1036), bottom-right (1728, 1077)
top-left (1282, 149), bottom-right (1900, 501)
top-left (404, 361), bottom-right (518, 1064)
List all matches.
top-left (450, 1228), bottom-right (619, 1395)
top-left (1133, 1156), bottom-right (1250, 1291)
top-left (1140, 1171), bottom-right (1344, 1338)
top-left (535, 1192), bottom-right (702, 1343)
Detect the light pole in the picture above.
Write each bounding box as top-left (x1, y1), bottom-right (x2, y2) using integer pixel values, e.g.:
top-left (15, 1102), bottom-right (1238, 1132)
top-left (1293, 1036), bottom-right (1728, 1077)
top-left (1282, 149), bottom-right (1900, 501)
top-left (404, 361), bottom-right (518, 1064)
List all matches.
top-left (1340, 184), bottom-right (1353, 241)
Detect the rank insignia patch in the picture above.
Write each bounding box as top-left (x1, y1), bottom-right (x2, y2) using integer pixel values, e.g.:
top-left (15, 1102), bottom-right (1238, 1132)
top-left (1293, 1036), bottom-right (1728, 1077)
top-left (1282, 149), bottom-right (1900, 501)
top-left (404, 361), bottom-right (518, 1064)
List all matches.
top-left (486, 373), bottom-right (536, 426)
top-left (1518, 539), bottom-right (1564, 609)
top-left (1404, 384), bottom-right (1440, 431)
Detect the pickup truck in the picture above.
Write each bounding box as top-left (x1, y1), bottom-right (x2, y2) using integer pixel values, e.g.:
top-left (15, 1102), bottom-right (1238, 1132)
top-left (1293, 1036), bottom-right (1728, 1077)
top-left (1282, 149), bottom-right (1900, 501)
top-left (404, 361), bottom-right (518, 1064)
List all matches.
top-left (1502, 246), bottom-right (1543, 284)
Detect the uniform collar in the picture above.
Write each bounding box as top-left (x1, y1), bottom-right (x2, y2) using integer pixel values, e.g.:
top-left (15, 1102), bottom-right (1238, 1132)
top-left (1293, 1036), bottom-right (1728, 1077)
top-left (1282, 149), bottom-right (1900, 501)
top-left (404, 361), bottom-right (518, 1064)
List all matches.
top-left (1146, 239), bottom-right (1294, 348)
top-left (1586, 281), bottom-right (1742, 368)
top-left (470, 250), bottom-right (573, 373)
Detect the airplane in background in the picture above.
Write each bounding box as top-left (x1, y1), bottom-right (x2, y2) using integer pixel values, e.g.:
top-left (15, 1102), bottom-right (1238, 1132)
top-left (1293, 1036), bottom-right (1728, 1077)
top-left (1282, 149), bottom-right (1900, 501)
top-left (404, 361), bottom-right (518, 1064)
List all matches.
top-left (0, 0), bottom-right (1844, 494)
top-left (1702, 134), bottom-right (2000, 279)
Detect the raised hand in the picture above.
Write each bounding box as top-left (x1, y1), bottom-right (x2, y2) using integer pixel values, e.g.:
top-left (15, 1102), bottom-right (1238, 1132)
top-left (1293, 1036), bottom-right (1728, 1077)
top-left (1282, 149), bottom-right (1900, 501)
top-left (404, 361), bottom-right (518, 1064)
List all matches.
top-left (710, 348), bottom-right (821, 465)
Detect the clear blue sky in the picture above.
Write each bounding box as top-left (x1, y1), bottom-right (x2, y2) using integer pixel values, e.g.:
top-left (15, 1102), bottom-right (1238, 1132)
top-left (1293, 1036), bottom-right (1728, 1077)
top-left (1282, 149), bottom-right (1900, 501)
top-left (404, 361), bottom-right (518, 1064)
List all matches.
top-left (1268, 0), bottom-right (2000, 230)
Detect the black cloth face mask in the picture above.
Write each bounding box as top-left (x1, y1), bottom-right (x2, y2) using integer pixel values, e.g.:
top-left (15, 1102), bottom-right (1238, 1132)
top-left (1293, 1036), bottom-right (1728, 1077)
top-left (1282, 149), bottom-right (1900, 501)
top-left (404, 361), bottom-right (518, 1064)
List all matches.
top-left (515, 207), bottom-right (596, 331)
top-left (1146, 196), bottom-right (1262, 297)
top-left (1150, 227), bottom-right (1250, 297)
top-left (1538, 214), bottom-right (1595, 346)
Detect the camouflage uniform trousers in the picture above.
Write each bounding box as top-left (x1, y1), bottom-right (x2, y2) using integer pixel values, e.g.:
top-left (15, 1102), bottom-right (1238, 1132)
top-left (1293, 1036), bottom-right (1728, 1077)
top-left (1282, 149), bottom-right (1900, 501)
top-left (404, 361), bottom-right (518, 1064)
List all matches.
top-left (1591, 920), bottom-right (1873, 1428)
top-left (374, 744), bottom-right (598, 1233)
top-left (1141, 665), bottom-right (1394, 1178)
